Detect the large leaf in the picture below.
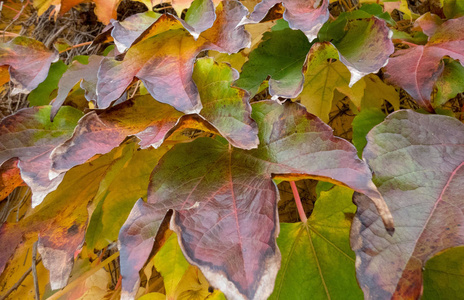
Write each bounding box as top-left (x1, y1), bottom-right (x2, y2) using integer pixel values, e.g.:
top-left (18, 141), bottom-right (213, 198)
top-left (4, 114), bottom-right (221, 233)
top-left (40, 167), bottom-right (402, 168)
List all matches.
top-left (0, 106), bottom-right (82, 206)
top-left (50, 95), bottom-right (182, 176)
top-left (248, 0), bottom-right (329, 41)
top-left (85, 145), bottom-right (168, 250)
top-left (0, 142), bottom-right (134, 289)
top-left (270, 186), bottom-right (363, 299)
top-left (97, 1), bottom-right (250, 113)
top-left (0, 36), bottom-right (58, 95)
top-left (351, 110), bottom-right (464, 299)
top-left (234, 28), bottom-right (311, 98)
top-left (52, 58), bottom-right (258, 176)
top-left (384, 16), bottom-right (464, 111)
top-left (119, 100), bottom-right (392, 300)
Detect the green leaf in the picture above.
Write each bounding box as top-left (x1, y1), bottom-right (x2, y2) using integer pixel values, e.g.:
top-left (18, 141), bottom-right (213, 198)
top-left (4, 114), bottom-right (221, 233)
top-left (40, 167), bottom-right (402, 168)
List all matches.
top-left (299, 42), bottom-right (365, 123)
top-left (352, 108), bottom-right (386, 158)
top-left (422, 246), bottom-right (464, 300)
top-left (28, 61), bottom-right (67, 106)
top-left (235, 28), bottom-right (311, 98)
top-left (270, 186), bottom-right (362, 300)
top-left (433, 59), bottom-right (464, 108)
top-left (443, 0), bottom-right (464, 18)
top-left (154, 233), bottom-right (190, 298)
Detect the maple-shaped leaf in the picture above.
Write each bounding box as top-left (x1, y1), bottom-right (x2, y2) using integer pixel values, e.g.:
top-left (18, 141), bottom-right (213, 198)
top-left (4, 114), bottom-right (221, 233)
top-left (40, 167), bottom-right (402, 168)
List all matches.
top-left (119, 100), bottom-right (393, 300)
top-left (384, 16), bottom-right (464, 111)
top-left (0, 158), bottom-right (25, 201)
top-left (52, 58), bottom-right (257, 176)
top-left (234, 27), bottom-right (311, 99)
top-left (270, 185), bottom-right (363, 299)
top-left (0, 142), bottom-right (134, 288)
top-left (51, 55), bottom-right (104, 120)
top-left (97, 1), bottom-right (250, 113)
top-left (248, 0), bottom-right (329, 41)
top-left (0, 106), bottom-right (82, 207)
top-left (351, 110), bottom-right (464, 299)
top-left (298, 42), bottom-right (365, 123)
top-left (0, 36), bottom-right (58, 95)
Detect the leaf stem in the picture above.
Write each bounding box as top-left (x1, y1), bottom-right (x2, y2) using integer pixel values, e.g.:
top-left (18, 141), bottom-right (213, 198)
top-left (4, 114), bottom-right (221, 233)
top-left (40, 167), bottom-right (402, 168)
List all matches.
top-left (290, 181), bottom-right (307, 223)
top-left (58, 41), bottom-right (93, 54)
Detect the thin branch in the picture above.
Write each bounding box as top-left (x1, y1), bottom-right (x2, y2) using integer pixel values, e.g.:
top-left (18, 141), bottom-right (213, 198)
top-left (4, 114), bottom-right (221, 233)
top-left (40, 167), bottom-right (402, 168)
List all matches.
top-left (58, 41), bottom-right (93, 54)
top-left (32, 242), bottom-right (40, 300)
top-left (0, 255), bottom-right (42, 300)
top-left (290, 181), bottom-right (307, 223)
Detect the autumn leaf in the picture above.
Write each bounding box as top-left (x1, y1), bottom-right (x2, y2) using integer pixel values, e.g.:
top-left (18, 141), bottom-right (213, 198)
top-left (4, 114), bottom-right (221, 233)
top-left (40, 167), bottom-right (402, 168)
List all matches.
top-left (270, 185), bottom-right (363, 299)
top-left (50, 95), bottom-right (182, 177)
top-left (248, 0), bottom-right (330, 41)
top-left (51, 55), bottom-right (104, 120)
top-left (97, 1), bottom-right (250, 113)
top-left (0, 36), bottom-right (58, 95)
top-left (0, 142), bottom-right (135, 289)
top-left (351, 108), bottom-right (386, 158)
top-left (351, 110), bottom-right (464, 299)
top-left (0, 106), bottom-right (82, 207)
top-left (119, 100), bottom-right (392, 300)
top-left (33, 0), bottom-right (122, 24)
top-left (28, 61), bottom-right (67, 106)
top-left (0, 158), bottom-right (25, 201)
top-left (234, 27), bottom-right (311, 98)
top-left (384, 16), bottom-right (464, 111)
top-left (433, 59), bottom-right (464, 108)
top-left (52, 58), bottom-right (257, 176)
top-left (298, 42), bottom-right (365, 123)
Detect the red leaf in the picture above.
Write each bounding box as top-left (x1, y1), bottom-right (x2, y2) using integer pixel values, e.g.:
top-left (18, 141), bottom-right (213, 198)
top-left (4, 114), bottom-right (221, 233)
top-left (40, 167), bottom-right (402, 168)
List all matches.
top-left (351, 110), bottom-right (464, 299)
top-left (0, 37), bottom-right (58, 95)
top-left (384, 16), bottom-right (464, 111)
top-left (96, 1), bottom-right (250, 112)
top-left (248, 0), bottom-right (329, 41)
top-left (51, 55), bottom-right (104, 120)
top-left (119, 100), bottom-right (392, 299)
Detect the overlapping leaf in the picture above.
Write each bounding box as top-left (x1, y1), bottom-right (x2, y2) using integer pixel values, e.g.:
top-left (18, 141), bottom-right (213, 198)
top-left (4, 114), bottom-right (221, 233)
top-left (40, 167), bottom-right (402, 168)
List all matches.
top-left (0, 142), bottom-right (135, 289)
top-left (96, 0), bottom-right (250, 112)
top-left (384, 16), bottom-right (464, 111)
top-left (51, 55), bottom-right (104, 120)
top-left (0, 158), bottom-right (24, 200)
top-left (270, 186), bottom-right (362, 299)
top-left (319, 16), bottom-right (394, 86)
top-left (0, 106), bottom-right (82, 206)
top-left (248, 0), bottom-right (329, 41)
top-left (351, 110), bottom-right (464, 299)
top-left (298, 42), bottom-right (365, 122)
top-left (119, 100), bottom-right (392, 300)
top-left (0, 36), bottom-right (58, 95)
top-left (51, 58), bottom-right (258, 176)
top-left (235, 27), bottom-right (311, 98)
